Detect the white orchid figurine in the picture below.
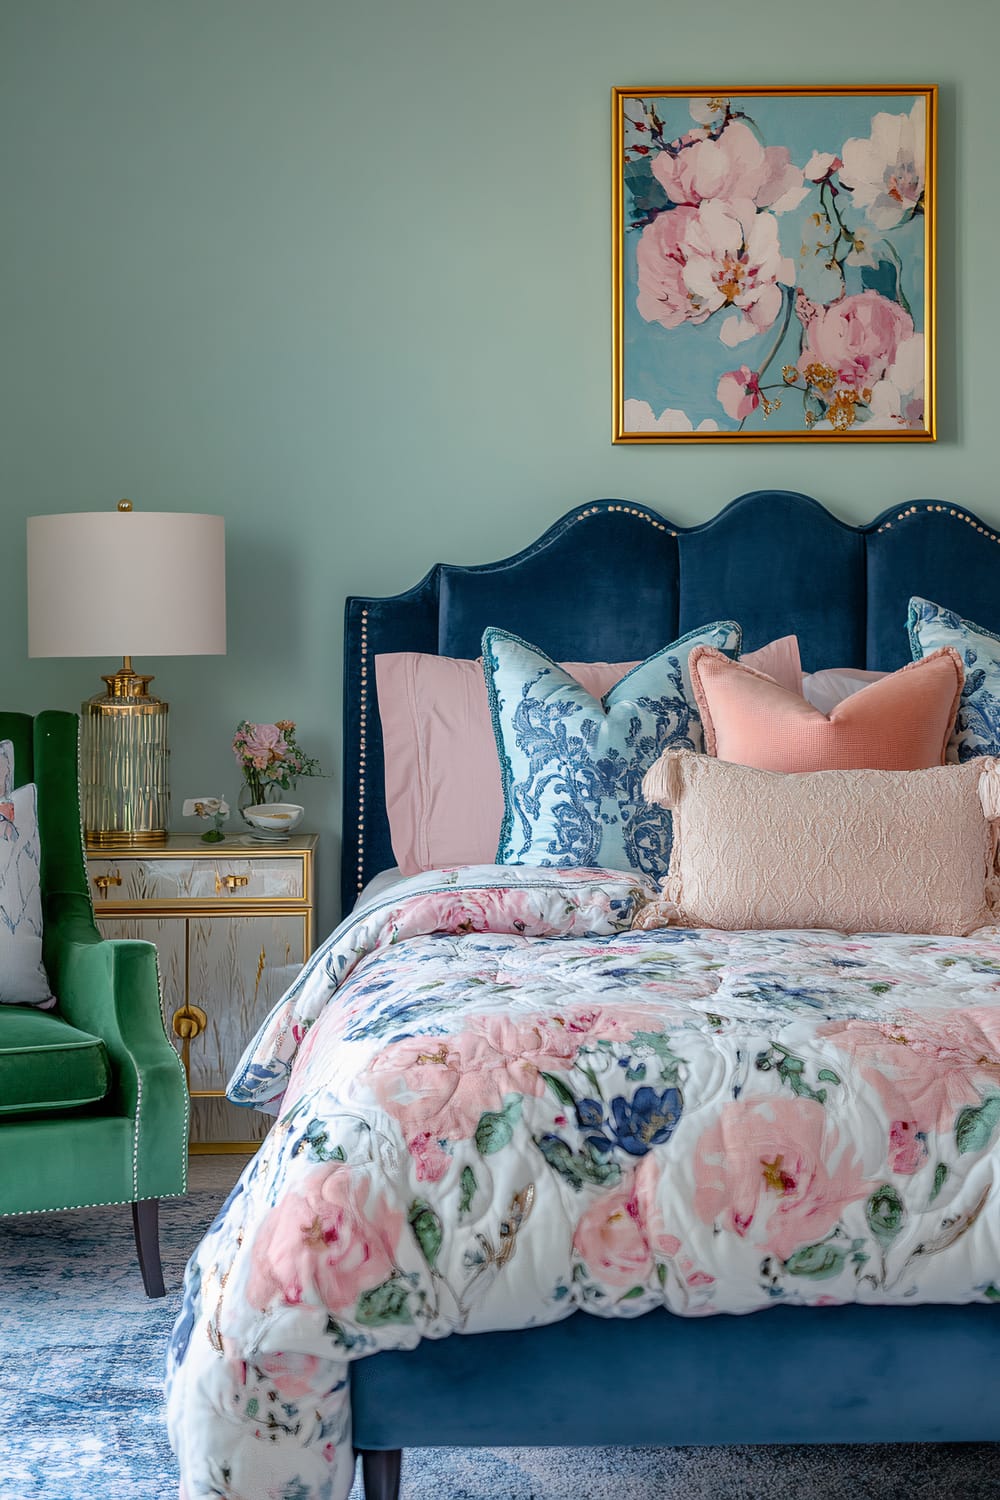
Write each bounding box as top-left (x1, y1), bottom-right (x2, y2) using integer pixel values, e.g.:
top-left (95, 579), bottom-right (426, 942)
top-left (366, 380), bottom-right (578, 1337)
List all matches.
top-left (182, 796), bottom-right (230, 843)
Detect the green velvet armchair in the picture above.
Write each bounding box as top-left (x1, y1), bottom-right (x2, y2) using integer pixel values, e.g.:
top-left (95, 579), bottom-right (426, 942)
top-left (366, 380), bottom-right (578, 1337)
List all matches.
top-left (0, 710), bottom-right (188, 1296)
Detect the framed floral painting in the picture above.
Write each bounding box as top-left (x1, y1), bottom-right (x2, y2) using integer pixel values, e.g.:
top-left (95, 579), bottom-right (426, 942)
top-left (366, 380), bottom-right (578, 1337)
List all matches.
top-left (612, 86), bottom-right (936, 441)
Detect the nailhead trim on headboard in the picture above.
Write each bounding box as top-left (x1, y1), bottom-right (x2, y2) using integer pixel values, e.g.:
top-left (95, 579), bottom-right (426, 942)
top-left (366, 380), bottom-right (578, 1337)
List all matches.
top-left (876, 502), bottom-right (1000, 543)
top-left (358, 606), bottom-right (368, 896)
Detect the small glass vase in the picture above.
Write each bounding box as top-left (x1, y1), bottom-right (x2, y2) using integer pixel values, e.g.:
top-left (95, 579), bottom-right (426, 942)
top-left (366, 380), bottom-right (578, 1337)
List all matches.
top-left (237, 780), bottom-right (284, 828)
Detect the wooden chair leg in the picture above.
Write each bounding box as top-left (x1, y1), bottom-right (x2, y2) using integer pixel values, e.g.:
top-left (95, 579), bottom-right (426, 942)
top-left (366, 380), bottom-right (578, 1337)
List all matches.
top-left (132, 1198), bottom-right (166, 1298)
top-left (358, 1448), bottom-right (402, 1500)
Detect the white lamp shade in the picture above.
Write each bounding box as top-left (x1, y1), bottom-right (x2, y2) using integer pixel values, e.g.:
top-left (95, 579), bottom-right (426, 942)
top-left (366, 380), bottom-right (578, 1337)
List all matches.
top-left (27, 510), bottom-right (226, 658)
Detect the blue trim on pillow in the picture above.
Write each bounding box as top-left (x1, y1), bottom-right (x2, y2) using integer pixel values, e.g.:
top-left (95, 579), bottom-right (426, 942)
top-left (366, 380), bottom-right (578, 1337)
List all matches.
top-left (481, 629), bottom-right (518, 863)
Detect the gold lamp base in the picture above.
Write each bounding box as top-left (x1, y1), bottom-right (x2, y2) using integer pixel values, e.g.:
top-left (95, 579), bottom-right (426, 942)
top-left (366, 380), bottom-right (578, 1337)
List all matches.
top-left (81, 656), bottom-right (170, 846)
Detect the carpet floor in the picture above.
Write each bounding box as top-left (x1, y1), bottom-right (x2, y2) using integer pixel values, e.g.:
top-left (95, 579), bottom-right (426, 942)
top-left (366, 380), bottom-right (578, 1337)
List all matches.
top-left (1, 1174), bottom-right (998, 1500)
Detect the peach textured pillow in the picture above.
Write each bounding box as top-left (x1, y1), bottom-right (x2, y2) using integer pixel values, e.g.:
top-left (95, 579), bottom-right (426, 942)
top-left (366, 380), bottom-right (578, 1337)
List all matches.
top-left (689, 645), bottom-right (963, 771)
top-left (640, 750), bottom-right (1000, 935)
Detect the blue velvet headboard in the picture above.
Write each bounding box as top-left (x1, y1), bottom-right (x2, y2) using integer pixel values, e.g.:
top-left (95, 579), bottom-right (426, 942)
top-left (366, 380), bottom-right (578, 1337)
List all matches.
top-left (342, 489), bottom-right (1000, 911)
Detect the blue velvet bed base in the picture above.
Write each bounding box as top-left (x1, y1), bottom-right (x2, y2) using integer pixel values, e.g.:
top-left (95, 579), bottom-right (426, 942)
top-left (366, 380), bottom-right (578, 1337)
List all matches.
top-left (343, 491), bottom-right (1000, 1454)
top-left (352, 1304), bottom-right (997, 1449)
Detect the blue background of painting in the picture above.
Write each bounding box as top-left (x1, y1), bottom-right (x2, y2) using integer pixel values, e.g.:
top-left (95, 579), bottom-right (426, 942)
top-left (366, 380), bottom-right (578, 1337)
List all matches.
top-left (623, 94), bottom-right (927, 431)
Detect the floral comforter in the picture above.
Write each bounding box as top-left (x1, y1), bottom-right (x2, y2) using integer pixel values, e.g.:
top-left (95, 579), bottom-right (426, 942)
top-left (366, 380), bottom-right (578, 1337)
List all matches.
top-left (167, 865), bottom-right (1000, 1500)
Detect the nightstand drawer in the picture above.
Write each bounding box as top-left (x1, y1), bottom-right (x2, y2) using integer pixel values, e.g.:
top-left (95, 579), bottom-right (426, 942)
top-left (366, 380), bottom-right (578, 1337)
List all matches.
top-left (89, 852), bottom-right (308, 904)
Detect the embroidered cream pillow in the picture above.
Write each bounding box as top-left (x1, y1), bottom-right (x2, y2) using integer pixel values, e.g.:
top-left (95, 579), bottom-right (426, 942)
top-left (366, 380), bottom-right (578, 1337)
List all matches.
top-left (640, 750), bottom-right (1000, 936)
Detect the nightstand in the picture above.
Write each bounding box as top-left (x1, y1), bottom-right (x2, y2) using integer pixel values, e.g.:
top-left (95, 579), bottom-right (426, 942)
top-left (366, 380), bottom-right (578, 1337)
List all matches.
top-left (87, 833), bottom-right (317, 1151)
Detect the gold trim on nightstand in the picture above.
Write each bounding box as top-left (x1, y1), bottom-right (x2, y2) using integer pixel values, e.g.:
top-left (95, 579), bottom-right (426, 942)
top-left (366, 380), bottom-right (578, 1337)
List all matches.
top-left (87, 833), bottom-right (318, 1151)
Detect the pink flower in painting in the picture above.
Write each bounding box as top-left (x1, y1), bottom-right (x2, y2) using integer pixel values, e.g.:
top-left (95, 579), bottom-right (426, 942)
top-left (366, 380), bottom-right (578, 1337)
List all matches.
top-left (840, 99), bottom-right (926, 231)
top-left (246, 1165), bottom-right (403, 1313)
top-left (796, 289), bottom-right (913, 393)
top-left (573, 1181), bottom-right (654, 1289)
top-left (819, 1007), bottom-right (1000, 1137)
top-left (716, 365), bottom-right (761, 421)
top-left (693, 1098), bottom-right (871, 1263)
top-left (635, 204), bottom-right (711, 331)
top-left (638, 200), bottom-right (794, 347)
top-left (651, 120), bottom-right (806, 215)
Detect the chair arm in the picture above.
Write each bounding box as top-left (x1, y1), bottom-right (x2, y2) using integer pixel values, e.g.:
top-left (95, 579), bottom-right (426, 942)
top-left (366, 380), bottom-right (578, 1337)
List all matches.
top-left (44, 892), bottom-right (189, 1187)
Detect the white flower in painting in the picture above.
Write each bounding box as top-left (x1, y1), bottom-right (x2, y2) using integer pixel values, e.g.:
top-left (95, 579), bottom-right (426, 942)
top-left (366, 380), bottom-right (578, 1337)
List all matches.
top-left (840, 99), bottom-right (926, 230)
top-left (866, 333), bottom-right (926, 429)
top-left (681, 200), bottom-right (796, 347)
top-left (689, 96), bottom-right (728, 127)
top-left (623, 399), bottom-right (720, 433)
top-left (803, 151), bottom-right (842, 182)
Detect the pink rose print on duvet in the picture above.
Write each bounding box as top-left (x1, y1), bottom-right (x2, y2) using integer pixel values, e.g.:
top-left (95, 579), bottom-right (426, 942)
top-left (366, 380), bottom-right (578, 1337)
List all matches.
top-left (573, 1181), bottom-right (654, 1289)
top-left (246, 1165), bottom-right (404, 1313)
top-left (369, 1014), bottom-right (577, 1147)
top-left (693, 1098), bottom-right (871, 1262)
top-left (819, 1007), bottom-right (1000, 1147)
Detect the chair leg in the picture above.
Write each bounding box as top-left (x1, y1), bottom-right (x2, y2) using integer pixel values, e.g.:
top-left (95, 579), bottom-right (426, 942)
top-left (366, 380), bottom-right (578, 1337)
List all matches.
top-left (358, 1448), bottom-right (402, 1500)
top-left (132, 1198), bottom-right (166, 1298)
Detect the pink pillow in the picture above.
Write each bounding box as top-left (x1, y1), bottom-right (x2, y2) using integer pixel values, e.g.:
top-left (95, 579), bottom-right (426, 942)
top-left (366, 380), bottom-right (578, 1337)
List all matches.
top-left (689, 646), bottom-right (963, 771)
top-left (640, 750), bottom-right (1000, 935)
top-left (375, 654), bottom-right (639, 874)
top-left (740, 634), bottom-right (801, 694)
top-left (376, 637), bottom-right (810, 875)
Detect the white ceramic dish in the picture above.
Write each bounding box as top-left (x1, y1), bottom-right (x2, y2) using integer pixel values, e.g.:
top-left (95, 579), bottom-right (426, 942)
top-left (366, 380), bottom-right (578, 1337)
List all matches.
top-left (243, 803), bottom-right (304, 840)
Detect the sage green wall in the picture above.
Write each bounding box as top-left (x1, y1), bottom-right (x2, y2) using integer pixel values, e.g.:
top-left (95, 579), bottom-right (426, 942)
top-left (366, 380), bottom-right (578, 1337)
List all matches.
top-left (3, 0), bottom-right (996, 928)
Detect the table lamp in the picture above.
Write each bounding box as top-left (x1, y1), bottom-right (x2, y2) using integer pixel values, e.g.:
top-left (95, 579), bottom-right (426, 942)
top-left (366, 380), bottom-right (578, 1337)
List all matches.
top-left (27, 501), bottom-right (226, 846)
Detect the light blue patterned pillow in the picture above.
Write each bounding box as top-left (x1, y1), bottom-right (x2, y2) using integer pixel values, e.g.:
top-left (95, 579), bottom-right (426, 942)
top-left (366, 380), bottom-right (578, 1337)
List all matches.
top-left (908, 597), bottom-right (1000, 762)
top-left (0, 781), bottom-right (53, 1006)
top-left (483, 622), bottom-right (741, 879)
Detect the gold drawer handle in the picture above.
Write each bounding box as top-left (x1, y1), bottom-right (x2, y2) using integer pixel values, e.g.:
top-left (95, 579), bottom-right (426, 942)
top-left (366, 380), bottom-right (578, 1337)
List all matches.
top-left (92, 872), bottom-right (122, 896)
top-left (215, 872), bottom-right (250, 894)
top-left (172, 1002), bottom-right (208, 1041)
top-left (172, 1002), bottom-right (208, 1082)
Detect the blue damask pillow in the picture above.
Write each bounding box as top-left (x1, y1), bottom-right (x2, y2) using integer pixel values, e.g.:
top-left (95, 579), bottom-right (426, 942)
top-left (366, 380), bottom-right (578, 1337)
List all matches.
top-left (908, 597), bottom-right (1000, 761)
top-left (482, 622), bottom-right (741, 879)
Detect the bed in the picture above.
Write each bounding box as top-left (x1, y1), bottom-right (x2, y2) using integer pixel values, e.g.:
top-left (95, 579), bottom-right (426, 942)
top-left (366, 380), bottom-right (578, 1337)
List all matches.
top-left (168, 489), bottom-right (1000, 1500)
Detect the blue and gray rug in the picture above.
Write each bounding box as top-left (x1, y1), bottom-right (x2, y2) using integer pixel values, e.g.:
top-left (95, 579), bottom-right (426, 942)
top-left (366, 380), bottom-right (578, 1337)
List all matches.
top-left (1, 1191), bottom-right (997, 1499)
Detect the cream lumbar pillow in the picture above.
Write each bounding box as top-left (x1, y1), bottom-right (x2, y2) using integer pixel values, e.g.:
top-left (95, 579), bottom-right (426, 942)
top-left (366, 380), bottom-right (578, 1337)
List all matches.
top-left (640, 749), bottom-right (1000, 936)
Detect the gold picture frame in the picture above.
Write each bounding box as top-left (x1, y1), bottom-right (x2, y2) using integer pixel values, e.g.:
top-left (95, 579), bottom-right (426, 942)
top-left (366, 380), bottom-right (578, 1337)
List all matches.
top-left (612, 86), bottom-right (937, 442)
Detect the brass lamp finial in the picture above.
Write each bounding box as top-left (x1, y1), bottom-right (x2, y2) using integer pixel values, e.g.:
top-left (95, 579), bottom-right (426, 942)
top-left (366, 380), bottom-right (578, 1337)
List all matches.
top-left (118, 499), bottom-right (133, 511)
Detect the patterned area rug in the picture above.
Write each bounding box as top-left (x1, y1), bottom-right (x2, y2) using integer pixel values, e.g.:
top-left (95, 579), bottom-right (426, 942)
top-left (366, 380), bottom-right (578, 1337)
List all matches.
top-left (1, 1188), bottom-right (997, 1500)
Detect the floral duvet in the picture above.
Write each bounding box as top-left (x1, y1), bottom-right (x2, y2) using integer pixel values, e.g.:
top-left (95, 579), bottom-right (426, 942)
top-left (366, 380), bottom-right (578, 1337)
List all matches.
top-left (167, 865), bottom-right (1000, 1500)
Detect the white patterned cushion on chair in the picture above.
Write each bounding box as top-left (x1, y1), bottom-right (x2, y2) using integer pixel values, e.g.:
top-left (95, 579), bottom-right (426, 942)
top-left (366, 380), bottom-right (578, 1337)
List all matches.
top-left (0, 782), bottom-right (54, 1006)
top-left (0, 740), bottom-right (13, 798)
